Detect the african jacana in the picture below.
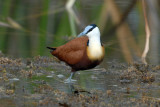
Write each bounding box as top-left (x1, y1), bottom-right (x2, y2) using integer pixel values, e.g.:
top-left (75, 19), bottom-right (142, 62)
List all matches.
top-left (47, 24), bottom-right (105, 83)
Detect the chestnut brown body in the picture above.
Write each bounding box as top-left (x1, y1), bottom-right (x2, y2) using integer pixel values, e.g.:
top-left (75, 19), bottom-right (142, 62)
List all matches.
top-left (48, 36), bottom-right (104, 72)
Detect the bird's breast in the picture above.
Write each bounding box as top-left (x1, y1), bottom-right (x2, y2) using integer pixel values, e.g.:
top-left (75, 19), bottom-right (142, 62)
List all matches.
top-left (87, 45), bottom-right (105, 61)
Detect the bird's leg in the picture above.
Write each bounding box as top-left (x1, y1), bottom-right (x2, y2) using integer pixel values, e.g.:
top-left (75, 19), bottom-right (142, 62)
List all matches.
top-left (64, 72), bottom-right (77, 83)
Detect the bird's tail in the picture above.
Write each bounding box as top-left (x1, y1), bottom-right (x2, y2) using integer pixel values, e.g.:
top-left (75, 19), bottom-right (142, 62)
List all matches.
top-left (46, 47), bottom-right (56, 52)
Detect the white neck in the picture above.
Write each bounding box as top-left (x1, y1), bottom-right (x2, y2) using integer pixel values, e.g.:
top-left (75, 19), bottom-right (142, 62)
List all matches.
top-left (88, 36), bottom-right (101, 47)
top-left (86, 27), bottom-right (104, 60)
top-left (87, 27), bottom-right (101, 46)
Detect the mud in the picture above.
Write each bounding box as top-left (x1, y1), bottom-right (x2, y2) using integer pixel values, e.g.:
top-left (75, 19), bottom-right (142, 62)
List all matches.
top-left (0, 54), bottom-right (160, 107)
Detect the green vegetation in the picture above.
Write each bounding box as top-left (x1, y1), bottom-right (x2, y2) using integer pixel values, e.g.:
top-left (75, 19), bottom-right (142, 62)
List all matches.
top-left (0, 0), bottom-right (159, 63)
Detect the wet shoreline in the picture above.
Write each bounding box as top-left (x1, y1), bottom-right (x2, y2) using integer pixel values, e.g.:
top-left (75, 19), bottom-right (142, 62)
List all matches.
top-left (0, 55), bottom-right (160, 106)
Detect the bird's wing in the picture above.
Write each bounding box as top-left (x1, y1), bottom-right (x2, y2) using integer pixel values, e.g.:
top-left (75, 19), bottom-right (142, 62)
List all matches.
top-left (52, 36), bottom-right (89, 65)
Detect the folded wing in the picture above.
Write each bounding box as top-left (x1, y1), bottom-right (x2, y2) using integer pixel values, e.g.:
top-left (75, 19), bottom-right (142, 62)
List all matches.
top-left (52, 36), bottom-right (89, 65)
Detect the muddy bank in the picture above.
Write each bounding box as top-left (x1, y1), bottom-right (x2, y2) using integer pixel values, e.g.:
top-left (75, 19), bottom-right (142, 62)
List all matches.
top-left (0, 55), bottom-right (160, 107)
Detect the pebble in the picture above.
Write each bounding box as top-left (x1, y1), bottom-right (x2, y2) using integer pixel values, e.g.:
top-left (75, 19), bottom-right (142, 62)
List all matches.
top-left (46, 75), bottom-right (53, 78)
top-left (9, 78), bottom-right (20, 81)
top-left (91, 75), bottom-right (98, 79)
top-left (57, 74), bottom-right (64, 78)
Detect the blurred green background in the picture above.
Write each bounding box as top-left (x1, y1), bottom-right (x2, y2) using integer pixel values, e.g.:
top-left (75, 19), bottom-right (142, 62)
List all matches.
top-left (0, 0), bottom-right (160, 64)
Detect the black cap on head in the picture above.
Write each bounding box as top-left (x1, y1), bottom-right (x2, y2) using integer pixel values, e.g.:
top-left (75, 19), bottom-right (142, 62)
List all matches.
top-left (86, 24), bottom-right (97, 34)
top-left (90, 24), bottom-right (97, 28)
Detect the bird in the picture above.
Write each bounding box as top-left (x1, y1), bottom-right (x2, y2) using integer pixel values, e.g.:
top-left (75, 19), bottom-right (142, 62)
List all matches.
top-left (47, 24), bottom-right (105, 83)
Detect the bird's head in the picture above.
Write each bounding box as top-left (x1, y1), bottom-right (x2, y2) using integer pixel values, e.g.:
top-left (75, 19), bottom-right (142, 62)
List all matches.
top-left (78, 24), bottom-right (100, 38)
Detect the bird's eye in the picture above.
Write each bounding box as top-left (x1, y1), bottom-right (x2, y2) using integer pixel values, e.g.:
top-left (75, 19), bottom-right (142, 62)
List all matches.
top-left (86, 28), bottom-right (94, 34)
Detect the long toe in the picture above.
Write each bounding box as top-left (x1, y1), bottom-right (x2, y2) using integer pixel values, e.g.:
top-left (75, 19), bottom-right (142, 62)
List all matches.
top-left (64, 78), bottom-right (77, 84)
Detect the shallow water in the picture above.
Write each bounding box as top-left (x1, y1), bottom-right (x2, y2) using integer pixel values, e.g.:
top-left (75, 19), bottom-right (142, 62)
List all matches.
top-left (0, 56), bottom-right (160, 106)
